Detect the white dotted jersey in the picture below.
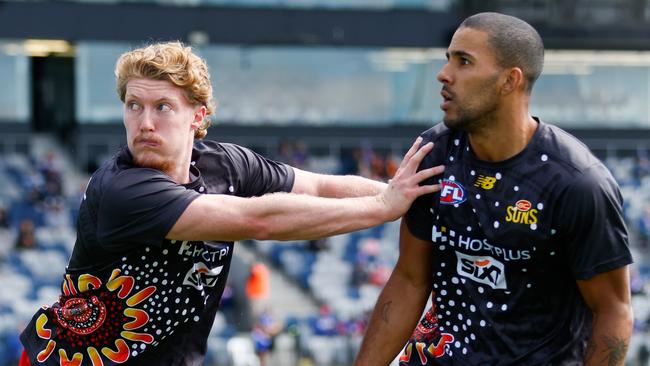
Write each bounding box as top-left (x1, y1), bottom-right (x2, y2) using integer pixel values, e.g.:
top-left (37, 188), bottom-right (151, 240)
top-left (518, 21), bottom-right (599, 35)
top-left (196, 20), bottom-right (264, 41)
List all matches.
top-left (401, 120), bottom-right (632, 365)
top-left (20, 141), bottom-right (294, 366)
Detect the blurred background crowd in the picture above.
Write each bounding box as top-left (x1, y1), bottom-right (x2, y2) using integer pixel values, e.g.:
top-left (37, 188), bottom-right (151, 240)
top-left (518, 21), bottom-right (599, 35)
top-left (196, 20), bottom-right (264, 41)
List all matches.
top-left (1, 0), bottom-right (650, 365)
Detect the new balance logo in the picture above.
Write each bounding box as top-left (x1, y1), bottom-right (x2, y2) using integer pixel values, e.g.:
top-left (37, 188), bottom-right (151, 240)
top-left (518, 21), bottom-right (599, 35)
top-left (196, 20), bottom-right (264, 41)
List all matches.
top-left (474, 175), bottom-right (496, 190)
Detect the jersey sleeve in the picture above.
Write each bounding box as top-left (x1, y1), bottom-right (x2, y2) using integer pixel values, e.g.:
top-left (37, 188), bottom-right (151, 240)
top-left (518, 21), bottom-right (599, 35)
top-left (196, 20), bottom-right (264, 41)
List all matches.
top-left (404, 127), bottom-right (449, 241)
top-left (405, 193), bottom-right (436, 241)
top-left (96, 168), bottom-right (200, 251)
top-left (222, 143), bottom-right (295, 197)
top-left (556, 163), bottom-right (633, 280)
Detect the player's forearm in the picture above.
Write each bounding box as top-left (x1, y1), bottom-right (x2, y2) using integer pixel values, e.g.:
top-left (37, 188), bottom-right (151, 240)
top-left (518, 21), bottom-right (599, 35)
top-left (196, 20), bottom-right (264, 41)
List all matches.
top-left (316, 174), bottom-right (387, 198)
top-left (354, 270), bottom-right (431, 366)
top-left (168, 192), bottom-right (394, 242)
top-left (583, 305), bottom-right (633, 366)
top-left (249, 192), bottom-right (393, 241)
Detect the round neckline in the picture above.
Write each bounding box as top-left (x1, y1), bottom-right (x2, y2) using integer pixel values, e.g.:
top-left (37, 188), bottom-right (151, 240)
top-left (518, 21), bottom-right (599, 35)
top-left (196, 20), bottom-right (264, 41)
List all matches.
top-left (183, 163), bottom-right (203, 190)
top-left (465, 118), bottom-right (543, 170)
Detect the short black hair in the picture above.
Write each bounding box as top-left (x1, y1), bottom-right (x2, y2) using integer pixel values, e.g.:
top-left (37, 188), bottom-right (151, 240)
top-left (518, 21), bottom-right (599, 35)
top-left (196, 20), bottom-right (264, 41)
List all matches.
top-left (460, 12), bottom-right (544, 93)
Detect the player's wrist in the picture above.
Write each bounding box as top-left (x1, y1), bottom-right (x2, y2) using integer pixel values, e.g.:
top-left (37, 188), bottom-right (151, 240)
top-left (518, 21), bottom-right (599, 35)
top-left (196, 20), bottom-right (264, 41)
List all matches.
top-left (374, 189), bottom-right (400, 222)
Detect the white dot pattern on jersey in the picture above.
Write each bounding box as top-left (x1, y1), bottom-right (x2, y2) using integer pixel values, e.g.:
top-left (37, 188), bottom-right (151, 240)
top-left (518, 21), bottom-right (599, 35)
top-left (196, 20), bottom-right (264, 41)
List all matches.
top-left (432, 269), bottom-right (512, 357)
top-left (120, 244), bottom-right (204, 344)
top-left (426, 148), bottom-right (557, 359)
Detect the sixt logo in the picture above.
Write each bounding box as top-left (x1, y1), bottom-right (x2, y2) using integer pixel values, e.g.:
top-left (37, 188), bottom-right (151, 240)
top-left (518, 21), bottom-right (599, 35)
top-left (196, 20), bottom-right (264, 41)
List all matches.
top-left (474, 175), bottom-right (496, 190)
top-left (456, 252), bottom-right (507, 289)
top-left (440, 180), bottom-right (466, 205)
top-left (505, 199), bottom-right (538, 225)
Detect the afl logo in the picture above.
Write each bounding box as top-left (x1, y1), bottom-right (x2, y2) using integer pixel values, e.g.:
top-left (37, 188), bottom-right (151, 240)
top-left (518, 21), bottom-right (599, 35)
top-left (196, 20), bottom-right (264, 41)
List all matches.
top-left (516, 200), bottom-right (532, 211)
top-left (440, 179), bottom-right (466, 205)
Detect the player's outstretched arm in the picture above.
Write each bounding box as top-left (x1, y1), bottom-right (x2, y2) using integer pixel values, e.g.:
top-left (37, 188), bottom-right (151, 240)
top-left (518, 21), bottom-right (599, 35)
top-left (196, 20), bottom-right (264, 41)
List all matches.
top-left (167, 137), bottom-right (444, 242)
top-left (354, 221), bottom-right (434, 366)
top-left (578, 266), bottom-right (633, 366)
top-left (291, 166), bottom-right (387, 198)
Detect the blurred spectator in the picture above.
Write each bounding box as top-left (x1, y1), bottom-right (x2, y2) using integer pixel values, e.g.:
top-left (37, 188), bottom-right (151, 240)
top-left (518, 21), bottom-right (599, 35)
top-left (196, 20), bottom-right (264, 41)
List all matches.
top-left (339, 148), bottom-right (361, 175)
top-left (631, 268), bottom-right (646, 296)
top-left (219, 280), bottom-right (236, 323)
top-left (276, 139), bottom-right (309, 169)
top-left (385, 154), bottom-right (399, 178)
top-left (637, 203), bottom-right (650, 248)
top-left (0, 205), bottom-right (9, 228)
top-left (292, 140), bottom-right (309, 168)
top-left (351, 260), bottom-right (369, 288)
top-left (368, 261), bottom-right (392, 287)
top-left (251, 309), bottom-right (283, 366)
top-left (356, 237), bottom-right (379, 266)
top-left (634, 152), bottom-right (650, 184)
top-left (307, 237), bottom-right (329, 251)
top-left (14, 218), bottom-right (37, 250)
top-left (246, 262), bottom-right (270, 317)
top-left (43, 196), bottom-right (71, 229)
top-left (311, 304), bottom-right (339, 336)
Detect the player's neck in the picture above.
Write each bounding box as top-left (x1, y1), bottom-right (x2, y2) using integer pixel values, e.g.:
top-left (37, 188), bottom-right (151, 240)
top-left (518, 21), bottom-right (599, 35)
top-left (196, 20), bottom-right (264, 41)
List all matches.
top-left (165, 146), bottom-right (194, 184)
top-left (165, 163), bottom-right (192, 184)
top-left (468, 108), bottom-right (537, 163)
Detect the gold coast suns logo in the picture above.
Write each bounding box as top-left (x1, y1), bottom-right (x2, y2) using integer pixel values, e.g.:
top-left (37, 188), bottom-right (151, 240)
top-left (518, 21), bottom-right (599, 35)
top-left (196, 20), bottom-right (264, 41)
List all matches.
top-left (505, 199), bottom-right (538, 224)
top-left (474, 175), bottom-right (496, 190)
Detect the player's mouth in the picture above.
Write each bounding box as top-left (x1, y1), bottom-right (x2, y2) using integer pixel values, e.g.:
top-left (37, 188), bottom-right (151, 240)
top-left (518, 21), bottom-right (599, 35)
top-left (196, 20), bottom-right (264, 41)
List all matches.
top-left (440, 88), bottom-right (454, 110)
top-left (135, 136), bottom-right (162, 148)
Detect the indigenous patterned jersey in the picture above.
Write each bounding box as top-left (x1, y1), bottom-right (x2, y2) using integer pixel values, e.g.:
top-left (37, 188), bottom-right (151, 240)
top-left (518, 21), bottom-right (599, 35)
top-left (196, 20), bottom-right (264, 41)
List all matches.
top-left (20, 141), bottom-right (294, 366)
top-left (401, 119), bottom-right (632, 366)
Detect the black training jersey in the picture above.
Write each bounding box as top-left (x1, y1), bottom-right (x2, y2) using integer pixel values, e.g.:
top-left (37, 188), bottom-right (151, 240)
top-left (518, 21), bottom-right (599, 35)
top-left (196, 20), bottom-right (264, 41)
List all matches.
top-left (20, 141), bottom-right (294, 366)
top-left (400, 119), bottom-right (632, 366)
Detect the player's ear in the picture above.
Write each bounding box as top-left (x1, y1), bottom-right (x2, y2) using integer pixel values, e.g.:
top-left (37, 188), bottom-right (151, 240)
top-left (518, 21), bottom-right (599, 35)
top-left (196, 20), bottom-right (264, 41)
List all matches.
top-left (191, 106), bottom-right (207, 129)
top-left (500, 67), bottom-right (524, 95)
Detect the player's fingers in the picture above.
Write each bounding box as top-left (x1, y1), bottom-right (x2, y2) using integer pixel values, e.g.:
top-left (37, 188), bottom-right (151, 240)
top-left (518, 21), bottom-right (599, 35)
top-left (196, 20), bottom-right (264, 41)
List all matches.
top-left (414, 165), bottom-right (445, 182)
top-left (404, 142), bottom-right (433, 171)
top-left (418, 183), bottom-right (442, 195)
top-left (400, 137), bottom-right (424, 167)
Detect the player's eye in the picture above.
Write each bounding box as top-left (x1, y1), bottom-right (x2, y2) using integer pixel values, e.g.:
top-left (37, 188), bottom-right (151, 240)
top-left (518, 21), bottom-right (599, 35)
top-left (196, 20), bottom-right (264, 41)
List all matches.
top-left (157, 103), bottom-right (171, 112)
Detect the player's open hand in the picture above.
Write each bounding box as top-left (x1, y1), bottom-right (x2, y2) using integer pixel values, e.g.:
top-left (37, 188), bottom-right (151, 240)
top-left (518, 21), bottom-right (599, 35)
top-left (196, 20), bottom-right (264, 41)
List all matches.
top-left (379, 137), bottom-right (444, 221)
